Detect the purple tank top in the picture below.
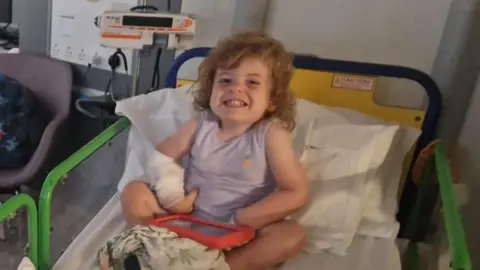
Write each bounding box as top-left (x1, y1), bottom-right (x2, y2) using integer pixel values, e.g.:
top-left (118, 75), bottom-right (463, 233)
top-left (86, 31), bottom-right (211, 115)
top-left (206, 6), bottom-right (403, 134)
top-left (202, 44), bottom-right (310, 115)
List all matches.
top-left (185, 111), bottom-right (277, 221)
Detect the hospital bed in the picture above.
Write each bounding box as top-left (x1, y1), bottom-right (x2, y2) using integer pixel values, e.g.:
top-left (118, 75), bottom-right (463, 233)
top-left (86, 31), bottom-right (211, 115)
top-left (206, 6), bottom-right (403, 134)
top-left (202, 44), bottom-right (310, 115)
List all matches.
top-left (30, 47), bottom-right (470, 270)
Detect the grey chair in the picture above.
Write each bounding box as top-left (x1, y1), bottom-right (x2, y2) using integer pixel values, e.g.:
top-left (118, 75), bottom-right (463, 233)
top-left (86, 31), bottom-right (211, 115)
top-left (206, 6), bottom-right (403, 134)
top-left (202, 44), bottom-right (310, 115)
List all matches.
top-left (0, 53), bottom-right (72, 189)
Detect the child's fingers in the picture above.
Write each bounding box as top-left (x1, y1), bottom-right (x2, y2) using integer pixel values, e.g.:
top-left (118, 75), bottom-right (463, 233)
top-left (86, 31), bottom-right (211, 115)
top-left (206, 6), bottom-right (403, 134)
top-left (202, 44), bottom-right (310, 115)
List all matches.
top-left (186, 190), bottom-right (198, 200)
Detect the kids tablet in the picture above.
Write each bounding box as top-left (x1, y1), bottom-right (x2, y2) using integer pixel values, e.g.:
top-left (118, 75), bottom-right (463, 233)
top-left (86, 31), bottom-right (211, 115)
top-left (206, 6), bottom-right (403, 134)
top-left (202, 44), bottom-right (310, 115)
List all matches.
top-left (149, 215), bottom-right (255, 250)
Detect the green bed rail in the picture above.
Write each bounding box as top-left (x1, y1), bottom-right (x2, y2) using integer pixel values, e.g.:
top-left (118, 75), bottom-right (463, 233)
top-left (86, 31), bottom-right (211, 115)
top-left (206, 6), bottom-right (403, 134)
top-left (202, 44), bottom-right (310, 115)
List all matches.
top-left (38, 117), bottom-right (130, 270)
top-left (0, 193), bottom-right (38, 269)
top-left (434, 145), bottom-right (471, 270)
top-left (404, 144), bottom-right (471, 270)
top-left (37, 116), bottom-right (470, 270)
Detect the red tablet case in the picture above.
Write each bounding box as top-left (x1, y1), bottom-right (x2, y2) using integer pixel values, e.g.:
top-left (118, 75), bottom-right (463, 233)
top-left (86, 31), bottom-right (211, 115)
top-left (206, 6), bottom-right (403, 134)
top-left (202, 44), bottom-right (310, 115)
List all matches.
top-left (149, 215), bottom-right (255, 250)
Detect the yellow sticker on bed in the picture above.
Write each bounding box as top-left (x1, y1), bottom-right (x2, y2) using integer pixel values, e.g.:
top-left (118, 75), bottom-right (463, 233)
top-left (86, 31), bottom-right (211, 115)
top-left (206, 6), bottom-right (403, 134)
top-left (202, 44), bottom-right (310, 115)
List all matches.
top-left (177, 69), bottom-right (426, 130)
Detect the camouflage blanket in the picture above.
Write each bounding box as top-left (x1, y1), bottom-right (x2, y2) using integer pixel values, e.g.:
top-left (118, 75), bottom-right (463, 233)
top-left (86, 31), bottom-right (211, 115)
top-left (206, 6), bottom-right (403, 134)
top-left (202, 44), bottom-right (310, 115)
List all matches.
top-left (96, 225), bottom-right (229, 270)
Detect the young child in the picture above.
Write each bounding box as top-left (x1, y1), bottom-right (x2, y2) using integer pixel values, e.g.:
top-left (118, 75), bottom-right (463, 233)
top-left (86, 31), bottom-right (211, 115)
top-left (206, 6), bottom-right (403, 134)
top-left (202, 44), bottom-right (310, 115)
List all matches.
top-left (121, 31), bottom-right (309, 270)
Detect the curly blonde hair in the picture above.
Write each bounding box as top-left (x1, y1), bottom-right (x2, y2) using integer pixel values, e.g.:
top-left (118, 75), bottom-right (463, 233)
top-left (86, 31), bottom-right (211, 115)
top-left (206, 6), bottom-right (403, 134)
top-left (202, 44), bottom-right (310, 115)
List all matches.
top-left (192, 31), bottom-right (296, 131)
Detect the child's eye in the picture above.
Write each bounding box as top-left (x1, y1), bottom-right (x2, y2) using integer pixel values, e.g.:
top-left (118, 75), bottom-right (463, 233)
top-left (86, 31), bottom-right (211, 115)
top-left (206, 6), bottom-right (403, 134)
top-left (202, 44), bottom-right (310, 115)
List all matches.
top-left (218, 78), bottom-right (232, 84)
top-left (246, 80), bottom-right (260, 87)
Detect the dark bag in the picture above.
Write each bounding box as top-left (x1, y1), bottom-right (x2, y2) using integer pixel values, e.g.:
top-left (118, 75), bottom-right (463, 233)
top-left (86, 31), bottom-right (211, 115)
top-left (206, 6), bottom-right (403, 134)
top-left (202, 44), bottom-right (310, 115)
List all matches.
top-left (0, 73), bottom-right (46, 168)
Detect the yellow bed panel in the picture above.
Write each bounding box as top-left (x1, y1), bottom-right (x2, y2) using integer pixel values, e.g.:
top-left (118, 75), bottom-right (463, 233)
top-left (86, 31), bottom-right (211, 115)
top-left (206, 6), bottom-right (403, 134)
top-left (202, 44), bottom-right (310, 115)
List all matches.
top-left (291, 70), bottom-right (425, 129)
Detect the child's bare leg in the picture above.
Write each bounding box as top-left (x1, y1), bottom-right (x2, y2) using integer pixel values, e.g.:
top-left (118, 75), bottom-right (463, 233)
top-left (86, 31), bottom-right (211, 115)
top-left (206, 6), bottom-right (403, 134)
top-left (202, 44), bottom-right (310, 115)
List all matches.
top-left (120, 180), bottom-right (167, 228)
top-left (226, 220), bottom-right (305, 270)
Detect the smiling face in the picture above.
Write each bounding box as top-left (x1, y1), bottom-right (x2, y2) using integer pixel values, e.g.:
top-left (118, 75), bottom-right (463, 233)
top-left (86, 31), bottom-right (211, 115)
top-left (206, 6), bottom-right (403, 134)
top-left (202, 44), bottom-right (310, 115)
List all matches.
top-left (194, 31), bottom-right (297, 132)
top-left (209, 58), bottom-right (273, 126)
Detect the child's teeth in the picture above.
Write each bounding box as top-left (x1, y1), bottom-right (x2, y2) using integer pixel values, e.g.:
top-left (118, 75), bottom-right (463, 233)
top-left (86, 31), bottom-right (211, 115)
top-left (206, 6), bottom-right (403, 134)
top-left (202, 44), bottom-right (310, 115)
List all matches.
top-left (226, 99), bottom-right (244, 107)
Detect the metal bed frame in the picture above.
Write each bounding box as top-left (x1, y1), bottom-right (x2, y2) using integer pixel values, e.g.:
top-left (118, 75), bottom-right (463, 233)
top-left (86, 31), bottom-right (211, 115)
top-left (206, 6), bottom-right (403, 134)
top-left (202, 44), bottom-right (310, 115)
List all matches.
top-left (0, 193), bottom-right (38, 269)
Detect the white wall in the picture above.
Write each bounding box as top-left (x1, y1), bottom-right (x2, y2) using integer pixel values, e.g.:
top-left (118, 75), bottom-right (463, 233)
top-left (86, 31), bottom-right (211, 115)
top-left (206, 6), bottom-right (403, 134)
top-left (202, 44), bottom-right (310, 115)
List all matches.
top-left (265, 0), bottom-right (452, 108)
top-left (178, 0), bottom-right (269, 81)
top-left (453, 73), bottom-right (480, 267)
top-left (176, 0), bottom-right (452, 108)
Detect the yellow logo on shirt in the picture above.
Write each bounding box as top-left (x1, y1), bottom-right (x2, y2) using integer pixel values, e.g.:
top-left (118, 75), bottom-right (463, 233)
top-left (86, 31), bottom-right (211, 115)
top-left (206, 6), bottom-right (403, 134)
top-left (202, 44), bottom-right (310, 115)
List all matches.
top-left (243, 160), bottom-right (250, 168)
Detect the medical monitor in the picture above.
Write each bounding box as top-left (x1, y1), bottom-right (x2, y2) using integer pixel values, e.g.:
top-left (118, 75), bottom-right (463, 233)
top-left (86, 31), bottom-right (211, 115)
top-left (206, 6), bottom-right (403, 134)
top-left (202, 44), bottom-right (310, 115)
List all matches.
top-left (0, 0), bottom-right (12, 24)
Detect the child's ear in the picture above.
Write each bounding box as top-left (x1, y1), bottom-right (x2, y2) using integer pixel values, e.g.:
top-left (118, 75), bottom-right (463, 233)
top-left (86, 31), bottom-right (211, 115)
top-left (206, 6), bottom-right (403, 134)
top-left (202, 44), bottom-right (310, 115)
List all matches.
top-left (267, 103), bottom-right (276, 113)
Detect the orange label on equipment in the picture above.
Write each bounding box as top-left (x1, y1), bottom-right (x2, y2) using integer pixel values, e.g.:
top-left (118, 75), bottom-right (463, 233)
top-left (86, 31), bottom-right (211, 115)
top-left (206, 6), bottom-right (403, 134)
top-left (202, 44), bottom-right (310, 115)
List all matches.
top-left (184, 18), bottom-right (193, 28)
top-left (102, 33), bottom-right (141, 40)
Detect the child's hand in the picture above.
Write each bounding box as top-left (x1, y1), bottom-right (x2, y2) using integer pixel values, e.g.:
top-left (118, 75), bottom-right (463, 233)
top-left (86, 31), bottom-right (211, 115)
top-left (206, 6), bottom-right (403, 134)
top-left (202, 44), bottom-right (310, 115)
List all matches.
top-left (232, 208), bottom-right (256, 228)
top-left (165, 190), bottom-right (198, 214)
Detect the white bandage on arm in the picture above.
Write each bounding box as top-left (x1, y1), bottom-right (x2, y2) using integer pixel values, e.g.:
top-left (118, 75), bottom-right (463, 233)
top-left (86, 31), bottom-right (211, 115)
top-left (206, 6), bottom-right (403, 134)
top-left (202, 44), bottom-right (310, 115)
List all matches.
top-left (148, 150), bottom-right (186, 209)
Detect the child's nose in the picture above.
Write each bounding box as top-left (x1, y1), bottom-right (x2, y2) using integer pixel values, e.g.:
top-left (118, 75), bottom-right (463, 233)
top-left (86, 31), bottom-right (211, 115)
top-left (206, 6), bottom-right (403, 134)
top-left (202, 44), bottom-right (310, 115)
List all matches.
top-left (229, 83), bottom-right (243, 93)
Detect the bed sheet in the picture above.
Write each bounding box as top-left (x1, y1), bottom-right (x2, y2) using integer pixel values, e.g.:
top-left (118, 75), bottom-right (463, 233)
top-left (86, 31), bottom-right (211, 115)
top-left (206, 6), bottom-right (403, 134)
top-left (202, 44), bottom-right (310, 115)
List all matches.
top-left (278, 234), bottom-right (401, 270)
top-left (53, 193), bottom-right (402, 270)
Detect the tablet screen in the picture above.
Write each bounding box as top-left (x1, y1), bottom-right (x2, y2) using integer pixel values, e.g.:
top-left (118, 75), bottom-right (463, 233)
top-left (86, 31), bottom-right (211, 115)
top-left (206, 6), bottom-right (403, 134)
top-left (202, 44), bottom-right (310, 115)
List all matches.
top-left (164, 219), bottom-right (233, 237)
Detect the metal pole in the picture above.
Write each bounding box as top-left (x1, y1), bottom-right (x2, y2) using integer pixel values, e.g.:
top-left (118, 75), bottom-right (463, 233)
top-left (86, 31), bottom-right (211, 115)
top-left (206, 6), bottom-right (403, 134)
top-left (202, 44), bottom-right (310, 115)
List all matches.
top-left (131, 50), bottom-right (141, 96)
top-left (130, 0), bottom-right (147, 97)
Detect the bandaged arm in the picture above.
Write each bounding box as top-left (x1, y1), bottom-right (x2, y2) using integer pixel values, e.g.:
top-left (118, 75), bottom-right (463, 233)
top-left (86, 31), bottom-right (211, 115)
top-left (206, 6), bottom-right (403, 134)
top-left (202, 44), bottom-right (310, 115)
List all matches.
top-left (148, 151), bottom-right (186, 209)
top-left (234, 123), bottom-right (309, 229)
top-left (152, 118), bottom-right (198, 212)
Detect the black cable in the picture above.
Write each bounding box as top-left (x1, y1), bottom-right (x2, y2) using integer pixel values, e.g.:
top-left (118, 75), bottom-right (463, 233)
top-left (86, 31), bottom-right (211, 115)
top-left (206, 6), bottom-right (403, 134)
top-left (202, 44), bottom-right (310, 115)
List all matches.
top-left (0, 24), bottom-right (18, 49)
top-left (129, 3), bottom-right (166, 93)
top-left (117, 49), bottom-right (128, 72)
top-left (76, 49), bottom-right (127, 124)
top-left (130, 5), bottom-right (158, 12)
top-left (1, 23), bottom-right (11, 31)
top-left (82, 63), bottom-right (92, 84)
top-left (151, 48), bottom-right (162, 91)
top-left (104, 79), bottom-right (111, 95)
top-left (109, 70), bottom-right (119, 102)
top-left (75, 99), bottom-right (100, 120)
top-left (99, 77), bottom-right (113, 129)
top-left (106, 48), bottom-right (128, 102)
top-left (0, 24), bottom-right (17, 38)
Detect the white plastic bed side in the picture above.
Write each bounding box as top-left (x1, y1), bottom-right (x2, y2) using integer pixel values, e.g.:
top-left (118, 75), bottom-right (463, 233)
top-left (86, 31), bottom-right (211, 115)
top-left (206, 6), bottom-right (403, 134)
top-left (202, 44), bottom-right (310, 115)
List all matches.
top-left (17, 257), bottom-right (36, 270)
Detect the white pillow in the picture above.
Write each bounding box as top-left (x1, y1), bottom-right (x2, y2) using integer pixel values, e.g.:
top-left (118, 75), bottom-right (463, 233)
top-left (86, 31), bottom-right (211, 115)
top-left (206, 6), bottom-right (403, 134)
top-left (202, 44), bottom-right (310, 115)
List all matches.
top-left (295, 98), bottom-right (421, 239)
top-left (355, 126), bottom-right (420, 238)
top-left (326, 106), bottom-right (421, 239)
top-left (291, 120), bottom-right (400, 256)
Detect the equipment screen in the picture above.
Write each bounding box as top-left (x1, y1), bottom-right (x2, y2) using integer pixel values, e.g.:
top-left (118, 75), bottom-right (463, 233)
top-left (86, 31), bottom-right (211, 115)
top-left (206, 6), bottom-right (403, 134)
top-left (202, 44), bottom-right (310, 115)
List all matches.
top-left (165, 219), bottom-right (233, 237)
top-left (0, 0), bottom-right (12, 24)
top-left (123, 15), bottom-right (173, 28)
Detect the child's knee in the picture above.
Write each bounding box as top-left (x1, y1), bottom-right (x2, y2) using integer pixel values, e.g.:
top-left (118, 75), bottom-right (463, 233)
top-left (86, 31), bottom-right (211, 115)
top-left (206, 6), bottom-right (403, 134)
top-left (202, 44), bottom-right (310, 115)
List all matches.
top-left (279, 221), bottom-right (306, 252)
top-left (121, 180), bottom-right (152, 204)
top-left (263, 220), bottom-right (306, 255)
top-left (121, 180), bottom-right (164, 226)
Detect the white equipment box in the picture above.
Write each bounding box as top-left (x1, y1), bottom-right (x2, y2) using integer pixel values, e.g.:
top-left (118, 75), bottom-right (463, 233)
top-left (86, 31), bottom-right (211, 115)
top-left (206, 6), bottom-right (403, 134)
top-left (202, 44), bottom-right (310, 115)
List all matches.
top-left (49, 0), bottom-right (138, 74)
top-left (96, 11), bottom-right (195, 50)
